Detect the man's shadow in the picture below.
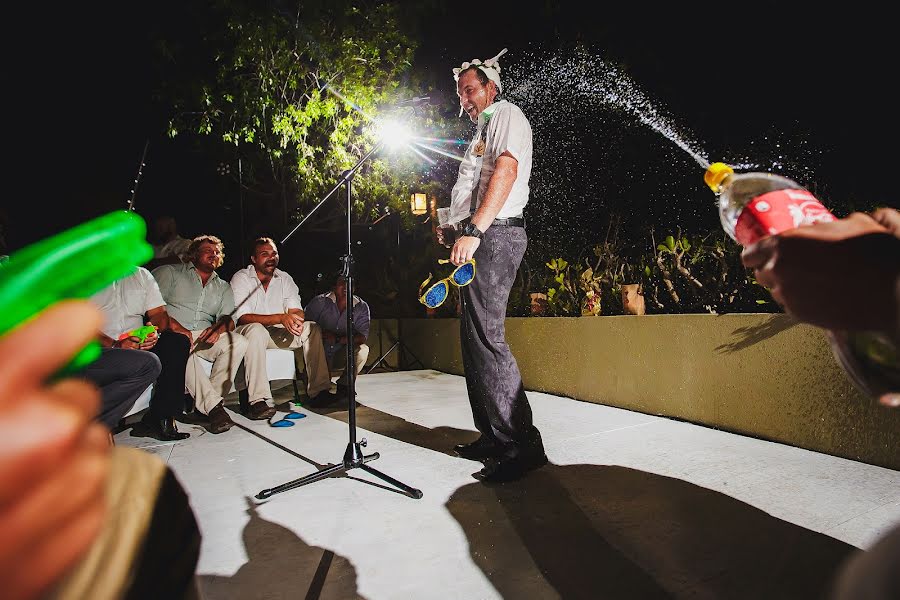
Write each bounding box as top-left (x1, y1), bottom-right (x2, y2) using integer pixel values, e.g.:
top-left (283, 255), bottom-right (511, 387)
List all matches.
top-left (313, 403), bottom-right (858, 598)
top-left (447, 463), bottom-right (856, 599)
top-left (200, 498), bottom-right (365, 600)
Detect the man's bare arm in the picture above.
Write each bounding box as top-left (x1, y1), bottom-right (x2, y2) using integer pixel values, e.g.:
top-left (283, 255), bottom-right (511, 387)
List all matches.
top-left (471, 152), bottom-right (518, 232)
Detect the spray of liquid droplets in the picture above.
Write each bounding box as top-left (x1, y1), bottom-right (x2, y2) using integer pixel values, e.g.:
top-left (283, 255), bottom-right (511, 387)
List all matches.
top-left (506, 49), bottom-right (710, 169)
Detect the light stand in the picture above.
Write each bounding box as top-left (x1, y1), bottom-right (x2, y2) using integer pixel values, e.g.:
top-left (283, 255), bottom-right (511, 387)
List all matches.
top-left (257, 140), bottom-right (423, 500)
top-left (366, 212), bottom-right (425, 373)
top-left (366, 321), bottom-right (425, 374)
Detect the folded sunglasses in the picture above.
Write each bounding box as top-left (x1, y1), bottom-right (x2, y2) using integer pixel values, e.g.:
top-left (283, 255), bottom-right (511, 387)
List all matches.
top-left (418, 259), bottom-right (477, 308)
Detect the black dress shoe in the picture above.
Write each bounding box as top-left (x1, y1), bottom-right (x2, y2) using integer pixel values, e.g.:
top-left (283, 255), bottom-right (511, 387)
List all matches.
top-left (208, 403), bottom-right (235, 433)
top-left (140, 412), bottom-right (189, 441)
top-left (335, 385), bottom-right (358, 400)
top-left (473, 452), bottom-right (548, 483)
top-left (305, 390), bottom-right (339, 408)
top-left (454, 437), bottom-right (502, 461)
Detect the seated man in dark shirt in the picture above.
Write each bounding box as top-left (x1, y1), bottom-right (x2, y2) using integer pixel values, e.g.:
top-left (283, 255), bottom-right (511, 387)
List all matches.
top-left (303, 274), bottom-right (370, 400)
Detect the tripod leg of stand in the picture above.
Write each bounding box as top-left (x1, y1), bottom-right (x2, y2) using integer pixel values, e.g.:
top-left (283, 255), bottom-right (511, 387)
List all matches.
top-left (366, 341), bottom-right (400, 374)
top-left (256, 462), bottom-right (347, 499)
top-left (398, 344), bottom-right (425, 370)
top-left (360, 464), bottom-right (423, 499)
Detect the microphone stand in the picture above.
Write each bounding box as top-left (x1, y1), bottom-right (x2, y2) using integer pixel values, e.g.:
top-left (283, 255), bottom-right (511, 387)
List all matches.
top-left (257, 139), bottom-right (423, 500)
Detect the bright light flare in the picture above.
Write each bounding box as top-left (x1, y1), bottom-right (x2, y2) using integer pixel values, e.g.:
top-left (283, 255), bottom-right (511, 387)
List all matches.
top-left (377, 120), bottom-right (412, 150)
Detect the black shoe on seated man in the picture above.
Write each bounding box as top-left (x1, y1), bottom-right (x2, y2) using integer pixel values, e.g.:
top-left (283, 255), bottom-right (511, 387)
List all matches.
top-left (305, 390), bottom-right (339, 408)
top-left (208, 402), bottom-right (235, 433)
top-left (140, 411), bottom-right (190, 441)
top-left (473, 451), bottom-right (548, 483)
top-left (335, 384), bottom-right (358, 400)
top-left (454, 436), bottom-right (503, 461)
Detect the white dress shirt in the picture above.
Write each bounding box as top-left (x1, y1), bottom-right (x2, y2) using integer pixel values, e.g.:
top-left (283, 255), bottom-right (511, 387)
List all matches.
top-left (91, 267), bottom-right (165, 340)
top-left (449, 100), bottom-right (533, 224)
top-left (229, 265), bottom-right (303, 324)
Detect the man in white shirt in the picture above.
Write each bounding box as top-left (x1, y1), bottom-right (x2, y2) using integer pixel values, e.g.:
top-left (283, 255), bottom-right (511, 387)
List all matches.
top-left (230, 237), bottom-right (337, 408)
top-left (90, 267), bottom-right (193, 440)
top-left (443, 49), bottom-right (547, 483)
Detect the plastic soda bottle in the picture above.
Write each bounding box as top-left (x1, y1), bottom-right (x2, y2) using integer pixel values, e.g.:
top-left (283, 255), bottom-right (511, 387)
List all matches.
top-left (704, 162), bottom-right (898, 405)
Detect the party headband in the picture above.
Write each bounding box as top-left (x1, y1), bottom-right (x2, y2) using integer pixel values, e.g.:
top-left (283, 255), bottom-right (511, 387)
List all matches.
top-left (452, 48), bottom-right (508, 117)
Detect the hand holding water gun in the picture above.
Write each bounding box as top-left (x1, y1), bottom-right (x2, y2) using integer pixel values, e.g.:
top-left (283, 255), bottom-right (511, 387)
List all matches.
top-left (0, 211), bottom-right (153, 377)
top-left (115, 324), bottom-right (159, 350)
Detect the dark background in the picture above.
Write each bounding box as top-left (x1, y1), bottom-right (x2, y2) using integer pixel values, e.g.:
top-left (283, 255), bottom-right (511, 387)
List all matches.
top-left (6, 1), bottom-right (896, 287)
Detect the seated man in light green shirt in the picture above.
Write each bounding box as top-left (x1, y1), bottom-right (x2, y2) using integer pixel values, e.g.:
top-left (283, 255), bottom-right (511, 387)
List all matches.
top-left (152, 235), bottom-right (275, 433)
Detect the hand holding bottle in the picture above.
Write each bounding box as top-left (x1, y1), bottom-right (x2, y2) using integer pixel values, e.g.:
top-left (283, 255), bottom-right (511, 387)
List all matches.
top-left (705, 163), bottom-right (900, 404)
top-left (741, 211), bottom-right (898, 335)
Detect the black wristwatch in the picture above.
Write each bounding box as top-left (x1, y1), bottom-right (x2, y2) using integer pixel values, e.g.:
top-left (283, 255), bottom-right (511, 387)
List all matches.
top-left (461, 222), bottom-right (483, 239)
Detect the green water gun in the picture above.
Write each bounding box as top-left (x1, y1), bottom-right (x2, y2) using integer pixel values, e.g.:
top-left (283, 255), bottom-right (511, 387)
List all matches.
top-left (0, 211), bottom-right (153, 375)
top-left (119, 324), bottom-right (157, 343)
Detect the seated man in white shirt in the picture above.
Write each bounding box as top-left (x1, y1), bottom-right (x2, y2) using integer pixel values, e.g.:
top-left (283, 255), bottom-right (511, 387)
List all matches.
top-left (153, 235), bottom-right (272, 434)
top-left (90, 267), bottom-right (194, 440)
top-left (230, 237), bottom-right (337, 408)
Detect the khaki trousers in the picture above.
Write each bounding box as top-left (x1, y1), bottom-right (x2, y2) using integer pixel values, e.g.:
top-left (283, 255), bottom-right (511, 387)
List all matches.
top-left (186, 330), bottom-right (248, 415)
top-left (51, 448), bottom-right (200, 600)
top-left (331, 343), bottom-right (370, 386)
top-left (235, 322), bottom-right (331, 399)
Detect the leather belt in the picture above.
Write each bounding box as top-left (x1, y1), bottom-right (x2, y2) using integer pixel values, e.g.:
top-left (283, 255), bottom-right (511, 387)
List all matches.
top-left (461, 215), bottom-right (525, 228)
top-left (491, 216), bottom-right (525, 227)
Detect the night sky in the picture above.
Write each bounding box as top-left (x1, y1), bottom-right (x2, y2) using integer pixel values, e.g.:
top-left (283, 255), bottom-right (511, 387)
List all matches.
top-left (7, 2), bottom-right (896, 257)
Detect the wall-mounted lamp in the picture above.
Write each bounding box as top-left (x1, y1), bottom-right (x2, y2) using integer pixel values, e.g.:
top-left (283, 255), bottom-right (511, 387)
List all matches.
top-left (410, 193), bottom-right (427, 215)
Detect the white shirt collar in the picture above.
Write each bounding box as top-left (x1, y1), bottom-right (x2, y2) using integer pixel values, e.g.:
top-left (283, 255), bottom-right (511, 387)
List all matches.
top-left (325, 291), bottom-right (361, 307)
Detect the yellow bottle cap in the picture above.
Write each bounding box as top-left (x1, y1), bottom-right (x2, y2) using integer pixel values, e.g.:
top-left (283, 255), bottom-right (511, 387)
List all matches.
top-left (704, 162), bottom-right (734, 192)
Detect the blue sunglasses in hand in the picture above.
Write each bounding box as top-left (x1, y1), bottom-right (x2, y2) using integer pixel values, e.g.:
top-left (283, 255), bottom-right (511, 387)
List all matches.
top-left (418, 259), bottom-right (477, 308)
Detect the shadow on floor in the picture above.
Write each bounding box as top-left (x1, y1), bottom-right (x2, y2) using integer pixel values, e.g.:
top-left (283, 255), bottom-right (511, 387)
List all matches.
top-left (293, 396), bottom-right (857, 598)
top-left (447, 463), bottom-right (855, 599)
top-left (200, 498), bottom-right (365, 600)
top-left (318, 406), bottom-right (856, 598)
top-left (312, 402), bottom-right (478, 457)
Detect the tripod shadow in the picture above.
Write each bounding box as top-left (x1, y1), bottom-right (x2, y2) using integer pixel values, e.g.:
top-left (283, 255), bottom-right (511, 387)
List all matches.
top-left (199, 498), bottom-right (365, 600)
top-left (312, 402), bottom-right (478, 456)
top-left (715, 314), bottom-right (798, 354)
top-left (447, 463), bottom-right (854, 599)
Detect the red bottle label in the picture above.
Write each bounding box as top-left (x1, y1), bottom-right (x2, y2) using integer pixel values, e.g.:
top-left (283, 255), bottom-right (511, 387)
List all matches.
top-left (734, 189), bottom-right (836, 245)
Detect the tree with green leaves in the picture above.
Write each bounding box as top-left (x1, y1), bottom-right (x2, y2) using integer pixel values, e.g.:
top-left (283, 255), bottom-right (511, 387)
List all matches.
top-left (164, 0), bottom-right (446, 232)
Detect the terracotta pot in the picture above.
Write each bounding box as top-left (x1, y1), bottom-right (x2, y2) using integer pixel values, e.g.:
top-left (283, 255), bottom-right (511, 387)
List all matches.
top-left (622, 283), bottom-right (646, 315)
top-left (530, 292), bottom-right (549, 316)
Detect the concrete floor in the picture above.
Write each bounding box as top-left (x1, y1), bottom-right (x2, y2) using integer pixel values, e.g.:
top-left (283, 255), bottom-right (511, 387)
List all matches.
top-left (115, 370), bottom-right (900, 599)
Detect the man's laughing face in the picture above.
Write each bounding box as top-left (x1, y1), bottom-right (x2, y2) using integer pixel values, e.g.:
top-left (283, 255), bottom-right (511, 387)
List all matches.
top-left (457, 68), bottom-right (497, 123)
top-left (251, 242), bottom-right (279, 276)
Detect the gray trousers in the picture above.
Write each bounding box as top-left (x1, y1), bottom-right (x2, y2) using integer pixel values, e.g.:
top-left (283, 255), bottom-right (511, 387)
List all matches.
top-left (81, 348), bottom-right (162, 429)
top-left (460, 225), bottom-right (544, 458)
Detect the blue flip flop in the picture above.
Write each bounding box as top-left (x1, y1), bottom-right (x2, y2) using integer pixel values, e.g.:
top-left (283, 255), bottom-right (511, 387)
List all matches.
top-left (268, 408), bottom-right (307, 427)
